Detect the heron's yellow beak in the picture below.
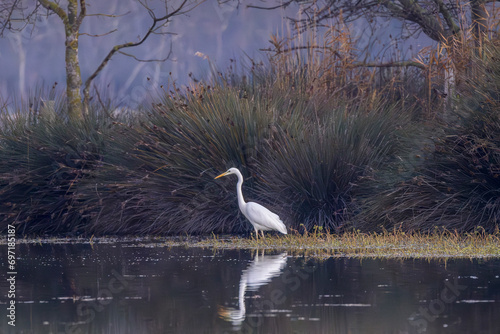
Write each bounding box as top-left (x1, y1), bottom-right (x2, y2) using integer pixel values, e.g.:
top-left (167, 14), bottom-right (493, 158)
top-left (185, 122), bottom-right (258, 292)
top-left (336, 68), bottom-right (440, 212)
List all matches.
top-left (214, 171), bottom-right (228, 179)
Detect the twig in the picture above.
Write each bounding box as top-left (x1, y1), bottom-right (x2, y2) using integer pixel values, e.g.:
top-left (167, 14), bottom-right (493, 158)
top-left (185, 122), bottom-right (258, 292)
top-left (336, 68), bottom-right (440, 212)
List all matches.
top-left (118, 50), bottom-right (171, 62)
top-left (85, 11), bottom-right (131, 18)
top-left (349, 61), bottom-right (426, 70)
top-left (260, 45), bottom-right (344, 59)
top-left (246, 1), bottom-right (294, 10)
top-left (83, 0), bottom-right (202, 109)
top-left (79, 28), bottom-right (117, 38)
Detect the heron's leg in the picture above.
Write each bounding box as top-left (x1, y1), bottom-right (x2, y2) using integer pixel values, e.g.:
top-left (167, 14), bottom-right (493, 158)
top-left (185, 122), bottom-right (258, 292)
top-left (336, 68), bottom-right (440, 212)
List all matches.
top-left (254, 229), bottom-right (259, 239)
top-left (260, 230), bottom-right (265, 239)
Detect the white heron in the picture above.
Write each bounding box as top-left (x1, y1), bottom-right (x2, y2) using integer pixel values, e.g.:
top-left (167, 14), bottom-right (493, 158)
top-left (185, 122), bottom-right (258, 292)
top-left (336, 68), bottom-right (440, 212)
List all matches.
top-left (214, 168), bottom-right (287, 239)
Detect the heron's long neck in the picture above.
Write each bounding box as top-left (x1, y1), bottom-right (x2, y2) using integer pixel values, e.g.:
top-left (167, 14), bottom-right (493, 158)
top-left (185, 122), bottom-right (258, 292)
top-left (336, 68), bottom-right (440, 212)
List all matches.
top-left (235, 172), bottom-right (246, 212)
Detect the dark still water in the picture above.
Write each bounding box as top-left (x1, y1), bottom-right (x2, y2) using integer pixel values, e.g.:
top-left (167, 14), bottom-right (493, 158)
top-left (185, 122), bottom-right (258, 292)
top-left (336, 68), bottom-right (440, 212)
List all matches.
top-left (1, 241), bottom-right (499, 334)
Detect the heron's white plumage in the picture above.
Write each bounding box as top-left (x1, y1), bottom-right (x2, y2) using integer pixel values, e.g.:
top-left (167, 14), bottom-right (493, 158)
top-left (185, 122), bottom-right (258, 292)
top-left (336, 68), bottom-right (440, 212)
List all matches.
top-left (244, 202), bottom-right (287, 234)
top-left (215, 167), bottom-right (287, 238)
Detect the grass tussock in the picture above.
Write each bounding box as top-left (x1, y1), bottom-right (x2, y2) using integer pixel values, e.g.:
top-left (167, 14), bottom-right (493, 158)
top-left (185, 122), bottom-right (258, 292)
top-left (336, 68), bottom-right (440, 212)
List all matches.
top-left (83, 84), bottom-right (277, 235)
top-left (364, 38), bottom-right (500, 233)
top-left (0, 96), bottom-right (117, 234)
top-left (1, 22), bottom-right (499, 237)
top-left (256, 100), bottom-right (411, 231)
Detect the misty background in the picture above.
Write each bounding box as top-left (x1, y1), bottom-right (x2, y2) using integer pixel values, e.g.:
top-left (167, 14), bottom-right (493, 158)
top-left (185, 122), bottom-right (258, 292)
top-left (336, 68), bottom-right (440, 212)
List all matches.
top-left (0, 1), bottom-right (433, 108)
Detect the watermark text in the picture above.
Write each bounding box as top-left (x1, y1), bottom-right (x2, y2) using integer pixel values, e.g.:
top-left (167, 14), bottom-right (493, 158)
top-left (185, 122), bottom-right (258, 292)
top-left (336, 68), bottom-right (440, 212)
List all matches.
top-left (6, 224), bottom-right (17, 327)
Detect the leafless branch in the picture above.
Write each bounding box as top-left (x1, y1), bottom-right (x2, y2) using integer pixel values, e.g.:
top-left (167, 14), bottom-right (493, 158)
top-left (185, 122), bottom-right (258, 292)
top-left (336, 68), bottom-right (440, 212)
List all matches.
top-left (76, 0), bottom-right (86, 28)
top-left (79, 28), bottom-right (117, 38)
top-left (260, 45), bottom-right (344, 59)
top-left (433, 0), bottom-right (461, 35)
top-left (118, 50), bottom-right (171, 62)
top-left (0, 0), bottom-right (22, 35)
top-left (257, 0), bottom-right (471, 43)
top-left (246, 1), bottom-right (294, 10)
top-left (38, 0), bottom-right (67, 23)
top-left (93, 83), bottom-right (114, 119)
top-left (1, 0), bottom-right (43, 36)
top-left (350, 61), bottom-right (426, 70)
top-left (85, 11), bottom-right (131, 18)
top-left (83, 0), bottom-right (203, 107)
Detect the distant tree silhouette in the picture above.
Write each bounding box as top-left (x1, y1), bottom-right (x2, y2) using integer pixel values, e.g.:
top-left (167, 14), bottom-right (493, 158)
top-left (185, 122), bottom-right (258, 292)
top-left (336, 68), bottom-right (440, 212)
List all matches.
top-left (250, 0), bottom-right (496, 43)
top-left (0, 0), bottom-right (201, 119)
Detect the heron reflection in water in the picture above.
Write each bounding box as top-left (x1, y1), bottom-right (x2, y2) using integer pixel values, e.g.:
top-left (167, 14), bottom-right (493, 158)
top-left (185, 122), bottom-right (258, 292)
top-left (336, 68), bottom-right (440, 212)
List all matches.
top-left (218, 251), bottom-right (288, 327)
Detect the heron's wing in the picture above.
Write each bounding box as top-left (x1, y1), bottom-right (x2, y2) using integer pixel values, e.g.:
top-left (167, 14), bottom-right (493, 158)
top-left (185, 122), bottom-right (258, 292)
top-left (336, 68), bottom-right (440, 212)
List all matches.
top-left (245, 202), bottom-right (287, 234)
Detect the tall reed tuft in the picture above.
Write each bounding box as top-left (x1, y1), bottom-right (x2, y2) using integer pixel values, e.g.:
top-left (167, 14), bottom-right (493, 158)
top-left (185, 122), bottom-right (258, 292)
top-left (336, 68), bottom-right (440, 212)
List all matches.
top-left (256, 98), bottom-right (411, 231)
top-left (364, 38), bottom-right (500, 232)
top-left (0, 94), bottom-right (115, 234)
top-left (76, 84), bottom-right (280, 234)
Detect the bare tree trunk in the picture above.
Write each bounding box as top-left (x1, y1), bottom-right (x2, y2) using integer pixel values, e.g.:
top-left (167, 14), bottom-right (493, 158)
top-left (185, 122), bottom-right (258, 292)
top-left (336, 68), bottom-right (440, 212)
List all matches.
top-left (65, 0), bottom-right (83, 120)
top-left (39, 0), bottom-right (85, 120)
top-left (5, 0), bottom-right (198, 118)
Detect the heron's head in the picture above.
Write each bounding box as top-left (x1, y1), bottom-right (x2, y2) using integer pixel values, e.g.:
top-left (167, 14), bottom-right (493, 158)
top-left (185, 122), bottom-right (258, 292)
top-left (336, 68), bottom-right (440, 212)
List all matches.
top-left (214, 167), bottom-right (239, 179)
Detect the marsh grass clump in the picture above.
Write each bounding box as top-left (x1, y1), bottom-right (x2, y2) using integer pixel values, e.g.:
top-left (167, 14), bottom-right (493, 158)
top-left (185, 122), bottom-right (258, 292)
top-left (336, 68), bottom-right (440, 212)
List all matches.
top-left (126, 66), bottom-right (416, 234)
top-left (0, 96), bottom-right (115, 234)
top-left (3, 24), bottom-right (499, 237)
top-left (256, 98), bottom-right (412, 231)
top-left (79, 84), bottom-right (279, 235)
top-left (365, 39), bottom-right (500, 233)
top-left (144, 85), bottom-right (274, 234)
top-left (0, 24), bottom-right (424, 236)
